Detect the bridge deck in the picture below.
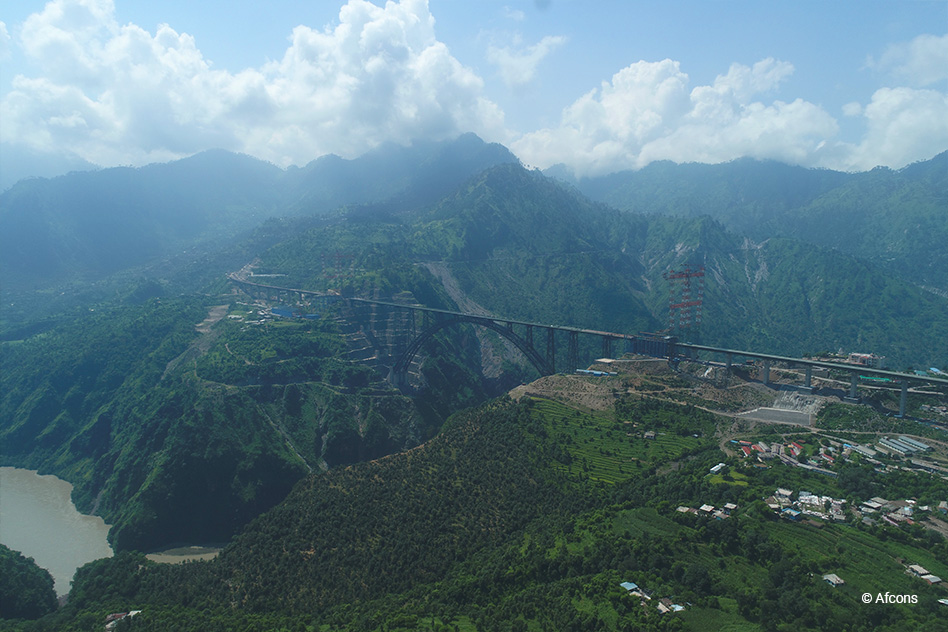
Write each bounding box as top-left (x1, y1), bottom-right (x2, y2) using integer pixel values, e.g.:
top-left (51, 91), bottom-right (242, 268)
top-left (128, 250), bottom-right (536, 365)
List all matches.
top-left (230, 276), bottom-right (948, 390)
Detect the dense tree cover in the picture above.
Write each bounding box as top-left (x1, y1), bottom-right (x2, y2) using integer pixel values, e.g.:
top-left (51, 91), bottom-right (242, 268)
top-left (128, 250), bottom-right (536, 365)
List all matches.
top-left (10, 396), bottom-right (947, 631)
top-left (3, 144), bottom-right (947, 631)
top-left (248, 162), bottom-right (948, 368)
top-left (0, 545), bottom-right (57, 620)
top-left (5, 153), bottom-right (947, 555)
top-left (572, 152), bottom-right (948, 290)
top-left (1, 213), bottom-right (515, 552)
top-left (0, 296), bottom-right (207, 484)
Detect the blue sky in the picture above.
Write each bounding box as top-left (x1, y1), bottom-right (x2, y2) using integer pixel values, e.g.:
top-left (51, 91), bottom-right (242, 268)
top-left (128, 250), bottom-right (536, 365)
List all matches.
top-left (1, 0), bottom-right (946, 187)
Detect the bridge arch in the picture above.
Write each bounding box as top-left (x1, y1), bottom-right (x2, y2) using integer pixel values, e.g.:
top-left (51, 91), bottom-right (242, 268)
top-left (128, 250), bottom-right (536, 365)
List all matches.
top-left (393, 314), bottom-right (554, 383)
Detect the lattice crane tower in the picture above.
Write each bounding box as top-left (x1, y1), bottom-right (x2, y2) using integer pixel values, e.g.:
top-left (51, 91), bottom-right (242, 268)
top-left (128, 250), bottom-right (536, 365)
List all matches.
top-left (663, 265), bottom-right (705, 336)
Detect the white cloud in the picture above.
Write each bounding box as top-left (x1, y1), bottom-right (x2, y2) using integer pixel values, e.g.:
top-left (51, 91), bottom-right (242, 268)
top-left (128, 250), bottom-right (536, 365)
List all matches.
top-left (834, 86), bottom-right (948, 171)
top-left (869, 33), bottom-right (948, 87)
top-left (0, 0), bottom-right (506, 168)
top-left (512, 58), bottom-right (838, 176)
top-left (842, 101), bottom-right (863, 117)
top-left (503, 6), bottom-right (526, 22)
top-left (0, 21), bottom-right (10, 61)
top-left (487, 34), bottom-right (567, 88)
top-left (2, 1), bottom-right (944, 178)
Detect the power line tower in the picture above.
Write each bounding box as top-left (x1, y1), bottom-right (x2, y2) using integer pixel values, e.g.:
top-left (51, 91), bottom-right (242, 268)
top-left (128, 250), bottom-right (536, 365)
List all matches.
top-left (664, 265), bottom-right (705, 339)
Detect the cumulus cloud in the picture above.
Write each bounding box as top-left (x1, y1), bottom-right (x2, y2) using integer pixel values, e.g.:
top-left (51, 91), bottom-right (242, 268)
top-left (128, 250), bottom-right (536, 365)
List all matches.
top-left (0, 0), bottom-right (506, 168)
top-left (2, 0), bottom-right (944, 177)
top-left (835, 86), bottom-right (948, 171)
top-left (512, 57), bottom-right (838, 176)
top-left (487, 34), bottom-right (567, 88)
top-left (869, 32), bottom-right (948, 87)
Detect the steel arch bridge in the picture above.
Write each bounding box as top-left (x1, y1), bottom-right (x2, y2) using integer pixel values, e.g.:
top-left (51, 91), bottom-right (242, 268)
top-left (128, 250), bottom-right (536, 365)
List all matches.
top-left (229, 276), bottom-right (948, 418)
top-left (391, 313), bottom-right (555, 384)
top-left (344, 298), bottom-right (643, 387)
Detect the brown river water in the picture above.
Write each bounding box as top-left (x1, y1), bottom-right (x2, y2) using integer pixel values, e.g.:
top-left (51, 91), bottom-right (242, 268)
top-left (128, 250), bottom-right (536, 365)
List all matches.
top-left (0, 467), bottom-right (113, 596)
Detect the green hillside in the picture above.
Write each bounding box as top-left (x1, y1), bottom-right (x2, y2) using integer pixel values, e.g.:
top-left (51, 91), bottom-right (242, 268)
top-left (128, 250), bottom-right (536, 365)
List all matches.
top-left (0, 544), bottom-right (58, 621)
top-left (0, 285), bottom-right (493, 551)
top-left (16, 390), bottom-right (948, 631)
top-left (2, 149), bottom-right (947, 632)
top-left (250, 163), bottom-right (948, 367)
top-left (569, 152), bottom-right (948, 291)
top-left (4, 159), bottom-right (946, 552)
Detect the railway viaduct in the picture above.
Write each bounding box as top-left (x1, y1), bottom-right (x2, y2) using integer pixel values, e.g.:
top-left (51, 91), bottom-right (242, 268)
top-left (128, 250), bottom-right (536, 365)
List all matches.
top-left (229, 275), bottom-right (948, 418)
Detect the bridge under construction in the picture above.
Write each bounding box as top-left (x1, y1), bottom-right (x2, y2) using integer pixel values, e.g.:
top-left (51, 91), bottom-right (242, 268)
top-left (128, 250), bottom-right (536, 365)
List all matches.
top-left (229, 275), bottom-right (948, 418)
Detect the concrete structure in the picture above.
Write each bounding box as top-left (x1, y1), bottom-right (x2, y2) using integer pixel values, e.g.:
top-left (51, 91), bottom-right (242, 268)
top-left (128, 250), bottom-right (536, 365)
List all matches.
top-left (851, 444), bottom-right (877, 458)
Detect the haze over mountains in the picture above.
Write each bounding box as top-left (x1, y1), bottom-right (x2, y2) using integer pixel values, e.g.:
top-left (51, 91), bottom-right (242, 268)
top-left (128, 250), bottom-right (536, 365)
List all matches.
top-left (2, 135), bottom-right (946, 367)
top-left (556, 152), bottom-right (948, 292)
top-left (0, 134), bottom-right (518, 288)
top-left (3, 136), bottom-right (946, 291)
top-left (1, 134), bottom-right (947, 630)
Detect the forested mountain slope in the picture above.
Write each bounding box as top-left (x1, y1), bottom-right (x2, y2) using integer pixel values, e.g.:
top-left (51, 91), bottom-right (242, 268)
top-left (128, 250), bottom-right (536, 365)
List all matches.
top-left (0, 544), bottom-right (57, 621)
top-left (3, 158), bottom-right (947, 557)
top-left (565, 152), bottom-right (948, 290)
top-left (0, 135), bottom-right (518, 290)
top-left (252, 162), bottom-right (948, 369)
top-left (0, 150), bottom-right (284, 287)
top-left (404, 164), bottom-right (947, 368)
top-left (0, 278), bottom-right (491, 552)
top-left (22, 392), bottom-right (948, 631)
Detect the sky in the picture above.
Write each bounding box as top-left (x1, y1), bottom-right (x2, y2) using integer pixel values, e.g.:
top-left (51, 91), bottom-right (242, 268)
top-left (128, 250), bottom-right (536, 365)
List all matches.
top-left (1, 0), bottom-right (946, 188)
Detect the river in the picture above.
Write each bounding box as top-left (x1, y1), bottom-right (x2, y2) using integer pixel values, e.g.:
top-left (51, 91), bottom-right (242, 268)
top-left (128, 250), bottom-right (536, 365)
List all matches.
top-left (0, 467), bottom-right (113, 596)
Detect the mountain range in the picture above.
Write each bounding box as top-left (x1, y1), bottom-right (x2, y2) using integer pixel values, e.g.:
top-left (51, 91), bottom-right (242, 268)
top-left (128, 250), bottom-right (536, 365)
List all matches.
top-left (0, 134), bottom-right (517, 289)
top-left (555, 152), bottom-right (948, 291)
top-left (1, 135), bottom-right (947, 630)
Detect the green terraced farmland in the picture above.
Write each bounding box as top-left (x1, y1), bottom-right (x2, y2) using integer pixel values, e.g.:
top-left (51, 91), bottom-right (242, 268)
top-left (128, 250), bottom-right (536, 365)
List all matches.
top-left (529, 397), bottom-right (708, 484)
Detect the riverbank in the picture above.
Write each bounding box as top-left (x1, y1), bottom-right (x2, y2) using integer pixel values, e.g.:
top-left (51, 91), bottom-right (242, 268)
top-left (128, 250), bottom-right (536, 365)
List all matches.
top-left (0, 467), bottom-right (113, 596)
top-left (146, 545), bottom-right (222, 564)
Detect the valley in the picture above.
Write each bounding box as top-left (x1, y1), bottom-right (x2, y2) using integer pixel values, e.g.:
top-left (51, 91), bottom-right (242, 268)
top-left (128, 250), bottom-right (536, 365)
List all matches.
top-left (2, 138), bottom-right (947, 631)
top-left (6, 356), bottom-right (947, 631)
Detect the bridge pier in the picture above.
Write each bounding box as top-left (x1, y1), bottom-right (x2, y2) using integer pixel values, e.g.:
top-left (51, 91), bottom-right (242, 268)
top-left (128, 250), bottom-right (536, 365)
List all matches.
top-left (845, 372), bottom-right (860, 403)
top-left (720, 353), bottom-right (732, 387)
top-left (803, 365), bottom-right (812, 390)
top-left (762, 360), bottom-right (771, 386)
top-left (568, 331), bottom-right (579, 372)
top-left (602, 336), bottom-right (613, 359)
top-left (898, 380), bottom-right (908, 418)
top-left (547, 328), bottom-right (556, 373)
top-left (392, 369), bottom-right (407, 390)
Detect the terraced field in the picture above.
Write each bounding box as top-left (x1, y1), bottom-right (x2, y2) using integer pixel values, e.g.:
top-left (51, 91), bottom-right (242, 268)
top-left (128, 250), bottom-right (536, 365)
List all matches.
top-left (528, 397), bottom-right (709, 484)
top-left (769, 520), bottom-right (948, 603)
